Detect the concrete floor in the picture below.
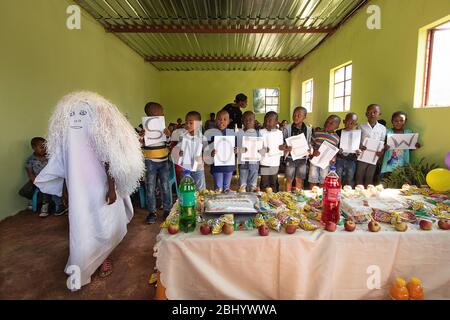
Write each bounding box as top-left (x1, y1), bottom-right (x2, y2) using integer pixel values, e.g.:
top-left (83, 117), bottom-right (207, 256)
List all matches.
top-left (0, 207), bottom-right (159, 300)
top-left (0, 171), bottom-right (286, 299)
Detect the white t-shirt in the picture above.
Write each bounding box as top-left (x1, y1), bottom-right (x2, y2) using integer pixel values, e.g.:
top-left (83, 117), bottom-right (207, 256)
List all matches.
top-left (359, 121), bottom-right (387, 144)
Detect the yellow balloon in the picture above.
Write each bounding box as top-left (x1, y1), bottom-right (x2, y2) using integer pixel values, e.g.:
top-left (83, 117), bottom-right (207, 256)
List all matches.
top-left (426, 168), bottom-right (450, 192)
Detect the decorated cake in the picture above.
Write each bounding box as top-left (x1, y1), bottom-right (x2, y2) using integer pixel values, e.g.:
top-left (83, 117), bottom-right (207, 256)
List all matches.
top-left (204, 193), bottom-right (259, 213)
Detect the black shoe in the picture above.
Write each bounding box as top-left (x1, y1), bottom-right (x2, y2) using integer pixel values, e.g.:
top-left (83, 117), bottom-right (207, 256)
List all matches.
top-left (163, 211), bottom-right (170, 219)
top-left (54, 206), bottom-right (68, 216)
top-left (146, 213), bottom-right (157, 224)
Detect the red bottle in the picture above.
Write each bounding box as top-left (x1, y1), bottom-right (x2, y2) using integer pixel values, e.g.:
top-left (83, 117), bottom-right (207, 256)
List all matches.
top-left (322, 166), bottom-right (341, 225)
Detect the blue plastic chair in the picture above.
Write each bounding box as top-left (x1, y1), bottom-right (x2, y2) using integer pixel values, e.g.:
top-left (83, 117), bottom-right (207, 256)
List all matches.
top-left (139, 158), bottom-right (178, 209)
top-left (31, 188), bottom-right (40, 213)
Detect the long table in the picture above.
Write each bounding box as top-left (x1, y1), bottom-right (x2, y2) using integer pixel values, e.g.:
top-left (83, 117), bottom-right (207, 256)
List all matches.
top-left (154, 224), bottom-right (450, 299)
top-left (153, 189), bottom-right (450, 300)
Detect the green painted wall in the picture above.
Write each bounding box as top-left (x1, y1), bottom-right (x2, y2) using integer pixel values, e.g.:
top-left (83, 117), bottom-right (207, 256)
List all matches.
top-left (290, 0), bottom-right (450, 167)
top-left (160, 71), bottom-right (291, 125)
top-left (2, 0), bottom-right (449, 220)
top-left (0, 0), bottom-right (160, 220)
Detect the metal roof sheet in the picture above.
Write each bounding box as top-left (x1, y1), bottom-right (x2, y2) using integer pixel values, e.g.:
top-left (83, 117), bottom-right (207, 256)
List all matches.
top-left (75, 0), bottom-right (367, 70)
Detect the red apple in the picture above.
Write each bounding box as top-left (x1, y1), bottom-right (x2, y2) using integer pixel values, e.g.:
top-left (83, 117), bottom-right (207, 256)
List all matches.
top-left (419, 219), bottom-right (433, 231)
top-left (222, 223), bottom-right (234, 235)
top-left (200, 224), bottom-right (211, 235)
top-left (325, 221), bottom-right (337, 232)
top-left (258, 224), bottom-right (270, 236)
top-left (368, 221), bottom-right (381, 232)
top-left (394, 221), bottom-right (408, 232)
top-left (285, 224), bottom-right (297, 234)
top-left (167, 224), bottom-right (179, 234)
top-left (344, 219), bottom-right (356, 232)
top-left (438, 219), bottom-right (450, 230)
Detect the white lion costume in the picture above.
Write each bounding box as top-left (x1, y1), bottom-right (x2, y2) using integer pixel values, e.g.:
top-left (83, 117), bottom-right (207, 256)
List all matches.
top-left (35, 91), bottom-right (144, 289)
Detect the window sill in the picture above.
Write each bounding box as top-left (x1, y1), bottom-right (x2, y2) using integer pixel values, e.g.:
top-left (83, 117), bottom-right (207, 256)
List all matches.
top-left (415, 105), bottom-right (450, 109)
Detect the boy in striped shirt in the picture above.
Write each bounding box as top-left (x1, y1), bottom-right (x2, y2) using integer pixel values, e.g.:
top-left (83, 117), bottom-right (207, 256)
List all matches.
top-left (308, 115), bottom-right (341, 187)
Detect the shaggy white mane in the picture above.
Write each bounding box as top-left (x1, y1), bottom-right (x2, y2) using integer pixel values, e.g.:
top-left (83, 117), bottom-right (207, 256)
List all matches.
top-left (46, 91), bottom-right (144, 197)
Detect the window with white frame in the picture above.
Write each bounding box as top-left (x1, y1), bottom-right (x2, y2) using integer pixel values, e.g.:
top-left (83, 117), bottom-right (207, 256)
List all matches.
top-left (253, 88), bottom-right (280, 113)
top-left (329, 63), bottom-right (352, 112)
top-left (422, 20), bottom-right (450, 107)
top-left (302, 79), bottom-right (313, 112)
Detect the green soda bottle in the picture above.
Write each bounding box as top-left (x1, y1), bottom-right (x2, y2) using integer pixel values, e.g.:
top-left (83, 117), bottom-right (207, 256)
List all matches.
top-left (179, 170), bottom-right (197, 232)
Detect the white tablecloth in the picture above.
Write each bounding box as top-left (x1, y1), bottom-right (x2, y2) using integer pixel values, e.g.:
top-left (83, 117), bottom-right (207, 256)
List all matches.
top-left (154, 224), bottom-right (450, 300)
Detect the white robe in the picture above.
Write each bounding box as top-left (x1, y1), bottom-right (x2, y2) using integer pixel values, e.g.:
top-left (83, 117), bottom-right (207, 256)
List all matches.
top-left (35, 116), bottom-right (133, 289)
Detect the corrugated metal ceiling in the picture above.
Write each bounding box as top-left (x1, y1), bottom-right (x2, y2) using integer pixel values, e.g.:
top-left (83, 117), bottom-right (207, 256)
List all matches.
top-left (75, 0), bottom-right (367, 71)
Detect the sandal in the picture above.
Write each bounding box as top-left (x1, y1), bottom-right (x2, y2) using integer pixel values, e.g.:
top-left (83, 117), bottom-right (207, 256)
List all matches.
top-left (99, 258), bottom-right (113, 278)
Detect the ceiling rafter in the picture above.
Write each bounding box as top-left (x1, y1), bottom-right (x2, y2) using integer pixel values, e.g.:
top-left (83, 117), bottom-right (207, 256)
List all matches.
top-left (144, 55), bottom-right (304, 62)
top-left (105, 24), bottom-right (335, 33)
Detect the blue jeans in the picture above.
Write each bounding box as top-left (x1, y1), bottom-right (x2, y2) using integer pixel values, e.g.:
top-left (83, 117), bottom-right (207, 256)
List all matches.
top-left (42, 193), bottom-right (62, 209)
top-left (335, 158), bottom-right (357, 187)
top-left (285, 158), bottom-right (308, 180)
top-left (308, 164), bottom-right (329, 184)
top-left (182, 170), bottom-right (206, 192)
top-left (212, 172), bottom-right (233, 191)
top-left (239, 163), bottom-right (259, 192)
top-left (145, 159), bottom-right (171, 213)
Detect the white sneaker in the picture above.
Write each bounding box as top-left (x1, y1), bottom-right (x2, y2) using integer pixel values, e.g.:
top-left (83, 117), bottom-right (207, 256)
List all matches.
top-left (26, 200), bottom-right (32, 211)
top-left (39, 203), bottom-right (50, 218)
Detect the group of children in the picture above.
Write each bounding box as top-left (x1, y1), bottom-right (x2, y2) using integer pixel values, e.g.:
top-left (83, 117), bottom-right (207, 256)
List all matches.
top-left (138, 101), bottom-right (421, 224)
top-left (139, 101), bottom-right (421, 223)
top-left (279, 104), bottom-right (421, 190)
top-left (24, 100), bottom-right (419, 223)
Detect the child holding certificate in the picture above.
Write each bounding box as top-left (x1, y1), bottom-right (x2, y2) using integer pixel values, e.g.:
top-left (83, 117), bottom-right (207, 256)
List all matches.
top-left (282, 106), bottom-right (313, 191)
top-left (381, 111), bottom-right (421, 177)
top-left (335, 113), bottom-right (360, 187)
top-left (259, 111), bottom-right (286, 192)
top-left (308, 115), bottom-right (341, 188)
top-left (238, 111), bottom-right (262, 192)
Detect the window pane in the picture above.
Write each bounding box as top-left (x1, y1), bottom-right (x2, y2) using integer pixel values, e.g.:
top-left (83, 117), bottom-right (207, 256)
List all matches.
top-left (305, 91), bottom-right (311, 103)
top-left (345, 64), bottom-right (352, 80)
top-left (305, 102), bottom-right (311, 112)
top-left (266, 88), bottom-right (279, 96)
top-left (254, 97), bottom-right (265, 113)
top-left (333, 97), bottom-right (344, 112)
top-left (427, 29), bottom-right (450, 106)
top-left (266, 105), bottom-right (278, 112)
top-left (266, 97), bottom-right (279, 105)
top-left (344, 96), bottom-right (351, 111)
top-left (344, 80), bottom-right (352, 96)
top-left (254, 88), bottom-right (264, 100)
top-left (334, 82), bottom-right (344, 97)
top-left (253, 88), bottom-right (265, 113)
top-left (306, 80), bottom-right (312, 91)
top-left (334, 67), bottom-right (345, 83)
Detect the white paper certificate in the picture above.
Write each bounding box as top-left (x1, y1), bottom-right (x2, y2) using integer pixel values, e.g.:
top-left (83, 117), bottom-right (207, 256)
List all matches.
top-left (179, 136), bottom-right (203, 172)
top-left (266, 130), bottom-right (284, 157)
top-left (214, 136), bottom-right (235, 166)
top-left (286, 134), bottom-right (309, 160)
top-left (142, 116), bottom-right (166, 146)
top-left (241, 136), bottom-right (264, 162)
top-left (310, 141), bottom-right (339, 169)
top-left (358, 138), bottom-right (384, 165)
top-left (339, 130), bottom-right (361, 153)
top-left (387, 133), bottom-right (418, 150)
